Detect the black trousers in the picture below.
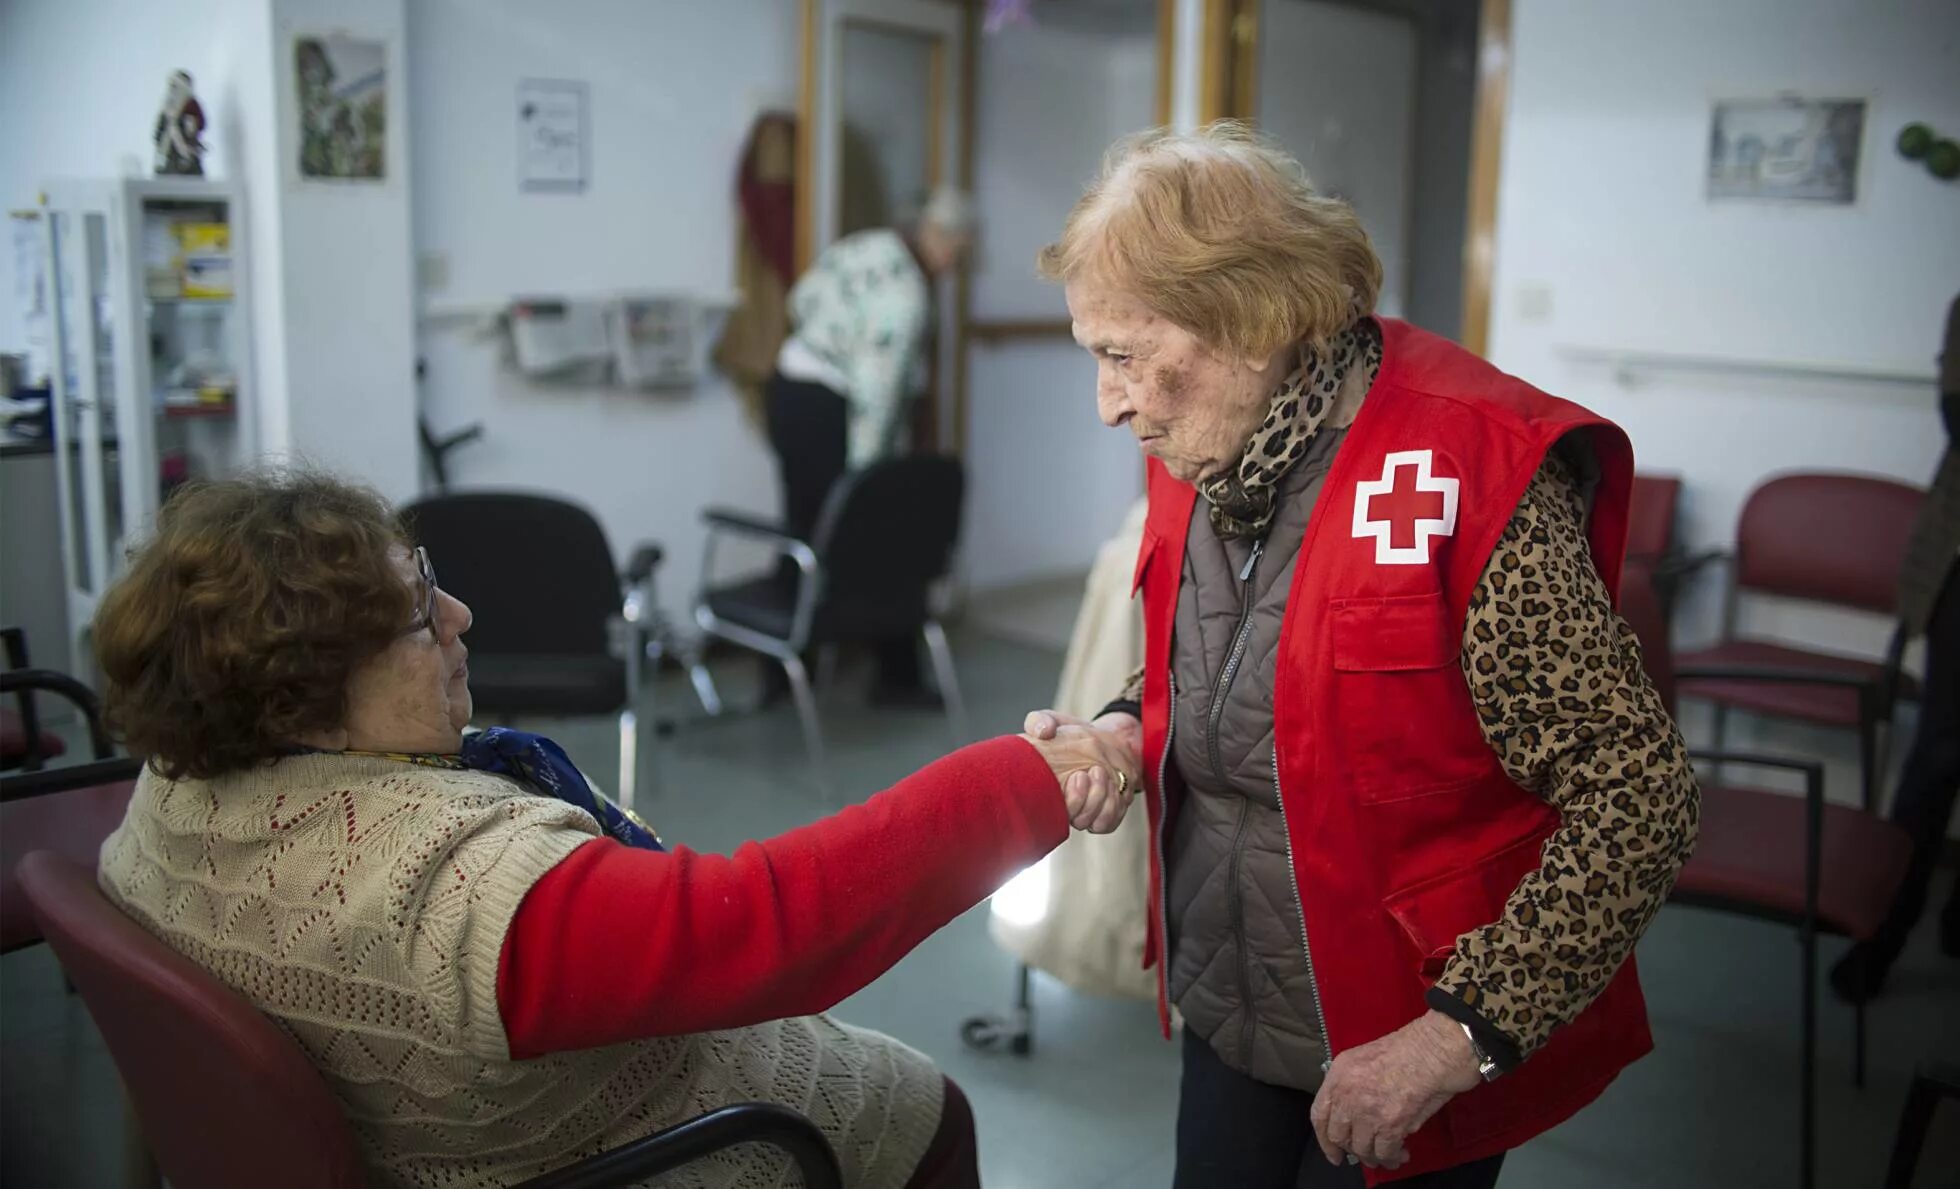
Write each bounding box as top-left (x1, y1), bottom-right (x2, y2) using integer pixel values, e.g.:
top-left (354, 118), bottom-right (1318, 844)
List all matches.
top-left (762, 371), bottom-right (920, 689)
top-left (1870, 567), bottom-right (1960, 953)
top-left (1175, 1029), bottom-right (1505, 1189)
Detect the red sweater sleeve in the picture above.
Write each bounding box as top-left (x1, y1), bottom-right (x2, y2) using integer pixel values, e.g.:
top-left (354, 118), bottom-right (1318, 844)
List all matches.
top-left (497, 735), bottom-right (1067, 1058)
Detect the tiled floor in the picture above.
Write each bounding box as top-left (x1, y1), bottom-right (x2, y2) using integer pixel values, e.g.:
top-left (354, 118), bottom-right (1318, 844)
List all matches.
top-left (4, 632), bottom-right (1958, 1187)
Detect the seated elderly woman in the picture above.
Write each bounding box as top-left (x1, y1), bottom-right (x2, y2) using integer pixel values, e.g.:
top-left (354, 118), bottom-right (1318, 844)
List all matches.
top-left (1024, 123), bottom-right (1699, 1188)
top-left (92, 470), bottom-right (1138, 1189)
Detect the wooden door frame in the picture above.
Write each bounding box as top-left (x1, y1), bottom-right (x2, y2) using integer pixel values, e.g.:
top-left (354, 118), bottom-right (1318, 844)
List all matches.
top-left (1458, 0), bottom-right (1510, 358)
top-left (797, 0), bottom-right (1194, 454)
top-left (1200, 0), bottom-right (1260, 125)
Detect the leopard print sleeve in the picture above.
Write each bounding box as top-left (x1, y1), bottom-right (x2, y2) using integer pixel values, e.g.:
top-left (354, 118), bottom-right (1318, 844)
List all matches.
top-left (1429, 454), bottom-right (1699, 1061)
top-left (1096, 666), bottom-right (1148, 722)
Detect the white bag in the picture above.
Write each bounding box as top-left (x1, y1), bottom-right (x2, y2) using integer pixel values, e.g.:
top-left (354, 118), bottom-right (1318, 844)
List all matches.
top-left (987, 498), bottom-right (1156, 1000)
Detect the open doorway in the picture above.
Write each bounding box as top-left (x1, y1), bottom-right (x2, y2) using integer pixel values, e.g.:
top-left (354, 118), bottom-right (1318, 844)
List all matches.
top-left (797, 0), bottom-right (1175, 641)
top-left (1203, 0), bottom-right (1510, 354)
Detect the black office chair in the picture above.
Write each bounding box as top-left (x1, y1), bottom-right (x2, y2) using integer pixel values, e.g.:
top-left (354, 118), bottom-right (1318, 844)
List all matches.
top-left (693, 457), bottom-right (969, 787)
top-left (1886, 1061), bottom-right (1960, 1188)
top-left (2, 626), bottom-right (68, 772)
top-left (402, 492), bottom-right (665, 809)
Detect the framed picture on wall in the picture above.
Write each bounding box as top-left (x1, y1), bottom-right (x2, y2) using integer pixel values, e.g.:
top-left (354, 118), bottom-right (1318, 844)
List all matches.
top-left (1708, 96), bottom-right (1866, 203)
top-left (293, 32), bottom-right (389, 183)
top-left (518, 79), bottom-right (590, 192)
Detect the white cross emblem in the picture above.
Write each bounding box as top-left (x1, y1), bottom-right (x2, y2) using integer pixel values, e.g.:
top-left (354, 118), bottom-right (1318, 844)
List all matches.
top-left (1351, 449), bottom-right (1459, 565)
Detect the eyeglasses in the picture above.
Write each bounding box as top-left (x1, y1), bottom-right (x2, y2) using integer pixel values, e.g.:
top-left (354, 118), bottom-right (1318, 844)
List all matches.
top-left (404, 546), bottom-right (439, 637)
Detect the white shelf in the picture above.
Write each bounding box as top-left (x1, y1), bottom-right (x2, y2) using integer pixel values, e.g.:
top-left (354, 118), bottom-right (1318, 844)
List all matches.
top-left (146, 294), bottom-right (235, 305)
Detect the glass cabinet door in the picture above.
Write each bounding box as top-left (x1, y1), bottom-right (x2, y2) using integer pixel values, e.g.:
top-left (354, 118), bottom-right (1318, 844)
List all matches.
top-left (42, 204), bottom-right (122, 676)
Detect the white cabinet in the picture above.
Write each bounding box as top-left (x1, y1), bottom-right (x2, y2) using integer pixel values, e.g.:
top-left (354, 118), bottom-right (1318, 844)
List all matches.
top-left (38, 177), bottom-right (255, 676)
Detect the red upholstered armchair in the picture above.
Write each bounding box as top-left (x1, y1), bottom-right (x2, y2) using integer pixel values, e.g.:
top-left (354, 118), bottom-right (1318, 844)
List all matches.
top-left (1624, 472), bottom-right (1719, 622)
top-left (0, 662), bottom-right (142, 955)
top-left (1622, 562), bottom-right (1912, 1189)
top-left (18, 851), bottom-right (843, 1189)
top-left (1674, 472), bottom-right (1926, 813)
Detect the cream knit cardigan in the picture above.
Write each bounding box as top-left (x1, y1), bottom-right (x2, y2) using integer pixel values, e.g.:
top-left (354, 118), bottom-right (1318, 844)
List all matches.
top-left (98, 753), bottom-right (942, 1188)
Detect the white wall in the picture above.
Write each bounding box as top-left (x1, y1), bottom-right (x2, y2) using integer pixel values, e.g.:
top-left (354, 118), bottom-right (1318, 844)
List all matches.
top-left (1490, 0), bottom-right (1960, 657)
top-left (0, 0), bottom-right (251, 354)
top-left (963, 15), bottom-right (1157, 591)
top-left (256, 0), bottom-right (417, 497)
top-left (265, 0), bottom-right (419, 501)
top-left (408, 0), bottom-right (793, 616)
top-left (0, 0), bottom-right (419, 500)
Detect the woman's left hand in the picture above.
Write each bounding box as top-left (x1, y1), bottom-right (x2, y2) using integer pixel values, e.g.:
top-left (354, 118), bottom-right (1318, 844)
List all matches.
top-left (1309, 1010), bottom-right (1483, 1170)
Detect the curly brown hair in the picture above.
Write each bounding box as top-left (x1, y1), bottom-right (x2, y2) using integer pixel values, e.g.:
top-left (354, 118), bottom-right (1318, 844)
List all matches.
top-left (94, 469), bottom-right (415, 780)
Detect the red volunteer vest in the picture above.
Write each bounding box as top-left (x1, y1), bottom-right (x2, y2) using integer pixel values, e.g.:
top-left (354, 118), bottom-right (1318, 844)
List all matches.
top-left (1135, 319), bottom-right (1651, 1181)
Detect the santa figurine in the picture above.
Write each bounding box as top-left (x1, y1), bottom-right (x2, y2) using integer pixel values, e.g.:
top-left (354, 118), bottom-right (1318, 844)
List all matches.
top-left (154, 70), bottom-right (207, 176)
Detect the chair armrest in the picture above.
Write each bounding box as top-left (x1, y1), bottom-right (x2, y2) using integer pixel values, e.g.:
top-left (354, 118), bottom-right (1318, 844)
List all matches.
top-left (694, 510), bottom-right (824, 649)
top-left (1, 755), bottom-right (146, 802)
top-left (0, 671), bottom-right (113, 761)
top-left (1, 627), bottom-right (27, 671)
top-left (702, 507), bottom-right (793, 542)
top-left (1654, 548), bottom-right (1726, 579)
top-left (700, 508), bottom-right (816, 572)
top-left (1688, 746), bottom-right (1825, 921)
top-left (508, 1103), bottom-right (841, 1189)
top-left (1673, 663), bottom-right (1880, 692)
top-left (1689, 748), bottom-right (1826, 785)
top-left (623, 542), bottom-right (665, 585)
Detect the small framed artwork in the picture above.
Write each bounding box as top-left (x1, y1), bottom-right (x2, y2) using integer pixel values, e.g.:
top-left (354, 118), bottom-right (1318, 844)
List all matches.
top-left (1708, 96), bottom-right (1866, 204)
top-left (293, 32), bottom-right (389, 183)
top-left (518, 79), bottom-right (589, 192)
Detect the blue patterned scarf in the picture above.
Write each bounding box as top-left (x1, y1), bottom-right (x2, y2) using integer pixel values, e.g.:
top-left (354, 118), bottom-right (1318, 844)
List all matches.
top-left (459, 728), bottom-right (664, 851)
top-left (305, 730), bottom-right (664, 851)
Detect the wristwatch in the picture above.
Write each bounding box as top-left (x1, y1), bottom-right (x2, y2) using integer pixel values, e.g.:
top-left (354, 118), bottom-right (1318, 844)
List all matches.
top-left (1460, 1023), bottom-right (1503, 1083)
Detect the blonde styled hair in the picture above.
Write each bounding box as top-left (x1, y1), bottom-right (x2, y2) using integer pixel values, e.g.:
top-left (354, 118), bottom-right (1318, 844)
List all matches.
top-left (1038, 121), bottom-right (1381, 359)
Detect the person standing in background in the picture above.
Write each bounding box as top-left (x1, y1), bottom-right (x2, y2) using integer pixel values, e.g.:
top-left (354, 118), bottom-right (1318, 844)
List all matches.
top-left (763, 187), bottom-right (976, 706)
top-left (1831, 294), bottom-right (1960, 1002)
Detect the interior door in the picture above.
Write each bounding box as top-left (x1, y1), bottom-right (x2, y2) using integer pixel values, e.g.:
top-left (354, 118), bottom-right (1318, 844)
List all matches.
top-left (802, 0), bottom-right (964, 450)
top-left (961, 5), bottom-right (1161, 604)
top-left (40, 194), bottom-right (126, 678)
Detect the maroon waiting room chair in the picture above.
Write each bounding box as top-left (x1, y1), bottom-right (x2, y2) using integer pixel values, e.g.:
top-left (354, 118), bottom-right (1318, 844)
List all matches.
top-left (1674, 472), bottom-right (1925, 815)
top-left (0, 663), bottom-right (141, 954)
top-left (18, 851), bottom-right (842, 1189)
top-left (1622, 562), bottom-right (1912, 1189)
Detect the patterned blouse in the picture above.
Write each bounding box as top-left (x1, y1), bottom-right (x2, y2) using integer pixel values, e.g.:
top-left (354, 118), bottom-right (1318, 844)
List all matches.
top-left (781, 229), bottom-right (932, 467)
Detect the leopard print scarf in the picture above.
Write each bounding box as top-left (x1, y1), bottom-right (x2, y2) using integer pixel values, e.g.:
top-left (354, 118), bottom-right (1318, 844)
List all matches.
top-left (1199, 319), bottom-right (1383, 540)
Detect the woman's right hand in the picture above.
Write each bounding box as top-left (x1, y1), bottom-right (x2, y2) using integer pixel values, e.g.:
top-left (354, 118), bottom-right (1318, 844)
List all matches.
top-left (1022, 721), bottom-right (1142, 834)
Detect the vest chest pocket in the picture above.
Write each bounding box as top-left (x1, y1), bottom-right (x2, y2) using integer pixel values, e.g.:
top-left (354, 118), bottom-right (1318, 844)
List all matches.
top-left (1329, 594), bottom-right (1480, 801)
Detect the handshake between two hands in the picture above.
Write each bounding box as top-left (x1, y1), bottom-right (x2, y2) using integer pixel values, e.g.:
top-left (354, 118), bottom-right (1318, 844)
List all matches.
top-left (1019, 709), bottom-right (1146, 834)
top-left (1013, 706), bottom-right (1485, 1172)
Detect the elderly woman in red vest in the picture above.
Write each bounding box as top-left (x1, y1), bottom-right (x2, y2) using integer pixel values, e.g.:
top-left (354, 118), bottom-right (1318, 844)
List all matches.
top-left (1022, 123), bottom-right (1699, 1188)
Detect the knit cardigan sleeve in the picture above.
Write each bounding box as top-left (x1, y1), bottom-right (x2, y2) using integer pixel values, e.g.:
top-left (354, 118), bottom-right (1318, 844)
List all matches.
top-left (495, 736), bottom-right (1068, 1059)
